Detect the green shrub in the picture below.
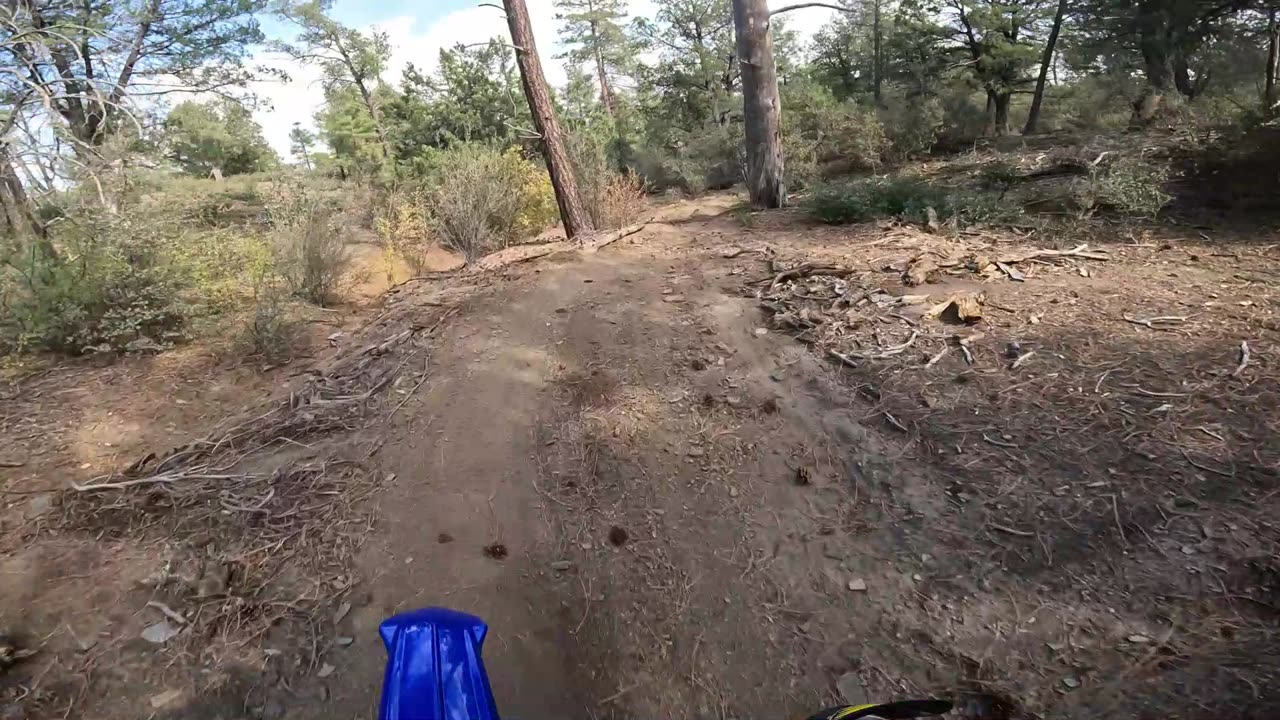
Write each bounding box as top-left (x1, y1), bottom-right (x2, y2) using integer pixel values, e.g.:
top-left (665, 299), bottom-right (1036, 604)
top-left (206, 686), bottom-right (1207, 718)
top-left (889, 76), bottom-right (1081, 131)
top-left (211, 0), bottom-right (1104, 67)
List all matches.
top-left (1, 213), bottom-right (191, 354)
top-left (880, 95), bottom-right (945, 161)
top-left (808, 183), bottom-right (877, 224)
top-left (782, 129), bottom-right (822, 191)
top-left (425, 143), bottom-right (558, 260)
top-left (629, 147), bottom-right (685, 192)
top-left (807, 176), bottom-right (1022, 227)
top-left (240, 273), bottom-right (295, 362)
top-left (266, 186), bottom-right (351, 306)
top-left (783, 84), bottom-right (888, 181)
top-left (1078, 156), bottom-right (1172, 218)
top-left (675, 125), bottom-right (744, 195)
top-left (937, 88), bottom-right (989, 148)
top-left (977, 160), bottom-right (1021, 195)
top-left (626, 122), bottom-right (745, 196)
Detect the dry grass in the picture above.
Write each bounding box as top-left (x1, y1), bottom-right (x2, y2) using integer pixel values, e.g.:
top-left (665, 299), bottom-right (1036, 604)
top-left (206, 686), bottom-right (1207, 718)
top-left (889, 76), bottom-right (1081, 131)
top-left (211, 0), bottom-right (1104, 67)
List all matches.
top-left (597, 171), bottom-right (648, 231)
top-left (582, 387), bottom-right (665, 442)
top-left (50, 300), bottom-right (456, 706)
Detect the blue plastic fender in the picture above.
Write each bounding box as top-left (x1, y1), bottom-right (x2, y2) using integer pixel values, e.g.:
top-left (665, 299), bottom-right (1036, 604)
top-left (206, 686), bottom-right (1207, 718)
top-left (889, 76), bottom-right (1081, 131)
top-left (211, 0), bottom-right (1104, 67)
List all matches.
top-left (378, 607), bottom-right (501, 720)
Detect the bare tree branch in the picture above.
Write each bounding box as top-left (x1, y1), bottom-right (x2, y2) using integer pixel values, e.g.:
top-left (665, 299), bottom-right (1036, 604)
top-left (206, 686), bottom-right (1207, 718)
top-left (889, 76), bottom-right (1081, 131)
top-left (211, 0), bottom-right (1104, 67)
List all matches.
top-left (770, 2), bottom-right (855, 16)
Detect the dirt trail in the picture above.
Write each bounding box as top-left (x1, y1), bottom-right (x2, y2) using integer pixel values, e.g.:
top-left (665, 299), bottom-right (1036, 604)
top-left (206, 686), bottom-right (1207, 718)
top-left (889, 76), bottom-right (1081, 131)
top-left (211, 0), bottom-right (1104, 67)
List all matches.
top-left (5, 193), bottom-right (1276, 720)
top-left (322, 258), bottom-right (596, 717)
top-left (298, 204), bottom-right (937, 719)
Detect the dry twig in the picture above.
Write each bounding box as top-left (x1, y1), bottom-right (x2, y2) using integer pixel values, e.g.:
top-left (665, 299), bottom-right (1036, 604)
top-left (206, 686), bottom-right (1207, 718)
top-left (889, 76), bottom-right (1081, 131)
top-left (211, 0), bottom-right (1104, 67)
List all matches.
top-left (1122, 315), bottom-right (1189, 330)
top-left (1231, 340), bottom-right (1250, 377)
top-left (829, 332), bottom-right (920, 364)
top-left (998, 244), bottom-right (1110, 263)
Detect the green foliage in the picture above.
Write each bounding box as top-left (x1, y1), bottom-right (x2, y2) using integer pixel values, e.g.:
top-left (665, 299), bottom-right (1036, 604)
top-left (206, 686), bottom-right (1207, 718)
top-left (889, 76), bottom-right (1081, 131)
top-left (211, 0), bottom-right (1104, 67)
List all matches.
top-left (808, 8), bottom-right (876, 101)
top-left (807, 176), bottom-right (1022, 227)
top-left (1079, 156), bottom-right (1172, 218)
top-left (977, 160), bottom-right (1021, 194)
top-left (880, 94), bottom-right (945, 160)
top-left (0, 212), bottom-right (192, 354)
top-left (386, 42), bottom-right (530, 167)
top-left (937, 87), bottom-right (992, 145)
top-left (782, 82), bottom-right (888, 182)
top-left (240, 271), bottom-right (295, 361)
top-left (127, 170), bottom-right (271, 228)
top-left (265, 184), bottom-right (352, 306)
top-left (884, 1), bottom-right (954, 97)
top-left (1, 0), bottom-right (264, 148)
top-left (273, 0), bottom-right (390, 95)
top-left (676, 124), bottom-right (744, 194)
top-left (953, 2), bottom-right (1046, 90)
top-left (317, 86), bottom-right (390, 178)
top-left (554, 0), bottom-right (635, 106)
top-left (1039, 73), bottom-right (1138, 132)
top-left (422, 144), bottom-right (558, 261)
top-left (273, 1), bottom-right (393, 178)
top-left (632, 0), bottom-right (737, 133)
top-left (164, 99), bottom-right (278, 176)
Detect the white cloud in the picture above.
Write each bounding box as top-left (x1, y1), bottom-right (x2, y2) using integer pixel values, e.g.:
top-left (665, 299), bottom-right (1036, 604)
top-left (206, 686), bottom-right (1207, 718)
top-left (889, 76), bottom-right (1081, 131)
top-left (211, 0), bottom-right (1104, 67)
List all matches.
top-left (254, 0), bottom-right (837, 158)
top-left (249, 52), bottom-right (327, 159)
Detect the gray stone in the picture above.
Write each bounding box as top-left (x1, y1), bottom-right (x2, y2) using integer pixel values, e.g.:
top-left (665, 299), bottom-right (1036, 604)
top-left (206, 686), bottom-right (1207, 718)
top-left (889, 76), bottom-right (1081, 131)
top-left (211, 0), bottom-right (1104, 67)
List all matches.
top-left (836, 672), bottom-right (868, 706)
top-left (140, 621), bottom-right (180, 644)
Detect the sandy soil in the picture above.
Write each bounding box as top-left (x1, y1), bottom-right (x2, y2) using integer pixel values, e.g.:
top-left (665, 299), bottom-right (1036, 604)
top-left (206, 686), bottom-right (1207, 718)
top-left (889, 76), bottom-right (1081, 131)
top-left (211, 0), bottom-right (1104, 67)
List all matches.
top-left (2, 193), bottom-right (1276, 720)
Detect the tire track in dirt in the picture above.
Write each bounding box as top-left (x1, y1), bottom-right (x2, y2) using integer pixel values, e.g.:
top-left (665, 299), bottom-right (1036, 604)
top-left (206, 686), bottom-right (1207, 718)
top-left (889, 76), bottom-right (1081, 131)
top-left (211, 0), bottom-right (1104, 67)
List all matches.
top-left (316, 264), bottom-right (597, 718)
top-left (305, 215), bottom-right (940, 719)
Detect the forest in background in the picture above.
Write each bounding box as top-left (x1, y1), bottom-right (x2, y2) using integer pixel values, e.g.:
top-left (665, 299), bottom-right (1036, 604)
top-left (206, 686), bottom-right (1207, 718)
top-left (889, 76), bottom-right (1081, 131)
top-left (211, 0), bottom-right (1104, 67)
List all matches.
top-left (2, 0), bottom-right (1280, 358)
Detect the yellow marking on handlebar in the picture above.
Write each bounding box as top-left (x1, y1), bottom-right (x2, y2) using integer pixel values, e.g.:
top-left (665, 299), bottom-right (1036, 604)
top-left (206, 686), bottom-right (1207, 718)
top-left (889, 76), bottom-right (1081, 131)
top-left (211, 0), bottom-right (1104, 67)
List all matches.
top-left (830, 705), bottom-right (878, 719)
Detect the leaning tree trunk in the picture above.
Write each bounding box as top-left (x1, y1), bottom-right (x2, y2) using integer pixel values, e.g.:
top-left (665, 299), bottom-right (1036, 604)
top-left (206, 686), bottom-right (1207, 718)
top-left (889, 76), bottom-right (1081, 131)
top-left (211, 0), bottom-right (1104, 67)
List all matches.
top-left (0, 143), bottom-right (53, 259)
top-left (733, 0), bottom-right (786, 209)
top-left (503, 0), bottom-right (592, 239)
top-left (1024, 0), bottom-right (1068, 135)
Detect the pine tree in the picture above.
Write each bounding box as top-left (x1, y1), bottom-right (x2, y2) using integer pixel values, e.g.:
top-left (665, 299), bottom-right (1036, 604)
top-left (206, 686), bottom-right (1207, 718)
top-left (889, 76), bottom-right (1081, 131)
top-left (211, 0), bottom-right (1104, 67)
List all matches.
top-left (632, 0), bottom-right (737, 130)
top-left (554, 0), bottom-right (634, 120)
top-left (289, 123), bottom-right (317, 170)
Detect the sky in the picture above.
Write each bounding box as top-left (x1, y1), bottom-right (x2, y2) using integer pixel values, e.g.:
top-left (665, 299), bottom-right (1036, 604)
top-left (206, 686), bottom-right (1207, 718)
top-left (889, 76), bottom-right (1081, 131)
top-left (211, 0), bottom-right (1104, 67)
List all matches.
top-left (250, 0), bottom-right (838, 157)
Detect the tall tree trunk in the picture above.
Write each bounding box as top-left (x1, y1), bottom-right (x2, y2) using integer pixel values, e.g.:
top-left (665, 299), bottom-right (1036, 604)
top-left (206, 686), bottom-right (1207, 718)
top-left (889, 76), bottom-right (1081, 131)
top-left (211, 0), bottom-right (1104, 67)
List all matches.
top-left (733, 0), bottom-right (785, 209)
top-left (589, 20), bottom-right (618, 120)
top-left (594, 50), bottom-right (617, 119)
top-left (1132, 3), bottom-right (1175, 126)
top-left (504, 0), bottom-right (593, 239)
top-left (1134, 53), bottom-right (1174, 124)
top-left (1023, 0), bottom-right (1067, 135)
top-left (872, 0), bottom-right (883, 107)
top-left (991, 92), bottom-right (1012, 136)
top-left (1267, 9), bottom-right (1279, 111)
